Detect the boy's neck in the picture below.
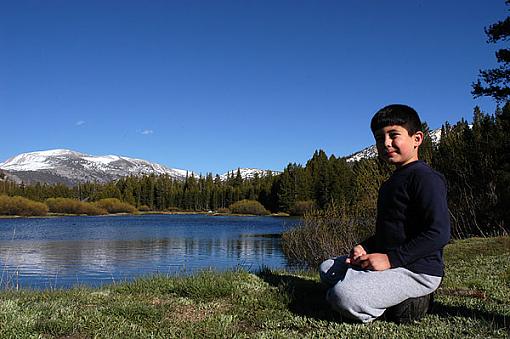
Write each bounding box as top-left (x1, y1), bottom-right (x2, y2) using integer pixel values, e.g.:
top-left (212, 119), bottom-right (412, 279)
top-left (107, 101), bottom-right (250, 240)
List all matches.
top-left (393, 159), bottom-right (421, 171)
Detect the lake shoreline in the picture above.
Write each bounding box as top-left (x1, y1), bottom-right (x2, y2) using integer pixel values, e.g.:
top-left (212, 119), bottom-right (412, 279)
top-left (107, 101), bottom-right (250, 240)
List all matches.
top-left (0, 211), bottom-right (292, 219)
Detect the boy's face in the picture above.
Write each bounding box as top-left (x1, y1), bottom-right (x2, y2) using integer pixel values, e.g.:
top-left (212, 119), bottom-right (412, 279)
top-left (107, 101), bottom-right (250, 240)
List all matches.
top-left (373, 125), bottom-right (423, 168)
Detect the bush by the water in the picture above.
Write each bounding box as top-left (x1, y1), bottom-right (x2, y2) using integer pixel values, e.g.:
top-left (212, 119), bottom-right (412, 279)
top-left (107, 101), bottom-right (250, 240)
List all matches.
top-left (94, 198), bottom-right (138, 214)
top-left (282, 202), bottom-right (375, 268)
top-left (138, 204), bottom-right (151, 212)
top-left (289, 200), bottom-right (315, 216)
top-left (0, 195), bottom-right (48, 216)
top-left (229, 199), bottom-right (269, 215)
top-left (46, 198), bottom-right (107, 215)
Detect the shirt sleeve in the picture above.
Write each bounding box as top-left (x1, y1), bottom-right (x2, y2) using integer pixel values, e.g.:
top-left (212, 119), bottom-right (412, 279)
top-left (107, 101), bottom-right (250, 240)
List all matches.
top-left (360, 235), bottom-right (376, 253)
top-left (386, 171), bottom-right (451, 268)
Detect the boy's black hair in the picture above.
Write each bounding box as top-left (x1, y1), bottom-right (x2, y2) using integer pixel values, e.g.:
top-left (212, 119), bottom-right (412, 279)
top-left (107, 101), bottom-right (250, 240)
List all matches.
top-left (370, 104), bottom-right (422, 135)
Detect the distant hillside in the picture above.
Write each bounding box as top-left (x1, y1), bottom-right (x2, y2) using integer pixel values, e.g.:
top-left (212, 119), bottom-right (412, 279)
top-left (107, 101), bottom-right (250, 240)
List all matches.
top-left (0, 149), bottom-right (278, 186)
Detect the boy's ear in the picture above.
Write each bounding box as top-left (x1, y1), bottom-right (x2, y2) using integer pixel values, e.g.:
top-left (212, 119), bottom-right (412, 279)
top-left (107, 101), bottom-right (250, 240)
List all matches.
top-left (413, 131), bottom-right (424, 147)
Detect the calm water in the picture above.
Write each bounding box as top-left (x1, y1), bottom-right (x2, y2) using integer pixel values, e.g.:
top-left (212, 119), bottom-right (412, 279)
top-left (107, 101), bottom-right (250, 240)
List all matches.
top-left (0, 214), bottom-right (300, 289)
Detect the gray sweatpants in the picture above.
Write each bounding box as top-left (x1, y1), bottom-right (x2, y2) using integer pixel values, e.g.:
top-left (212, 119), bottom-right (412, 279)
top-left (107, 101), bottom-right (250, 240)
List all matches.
top-left (319, 256), bottom-right (442, 323)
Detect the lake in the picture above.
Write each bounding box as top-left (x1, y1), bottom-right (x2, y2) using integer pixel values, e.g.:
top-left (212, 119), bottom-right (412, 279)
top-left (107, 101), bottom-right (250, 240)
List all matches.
top-left (0, 214), bottom-right (300, 289)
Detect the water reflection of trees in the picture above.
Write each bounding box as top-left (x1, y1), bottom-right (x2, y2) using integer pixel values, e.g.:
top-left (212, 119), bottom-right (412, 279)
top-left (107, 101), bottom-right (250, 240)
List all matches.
top-left (0, 235), bottom-right (286, 277)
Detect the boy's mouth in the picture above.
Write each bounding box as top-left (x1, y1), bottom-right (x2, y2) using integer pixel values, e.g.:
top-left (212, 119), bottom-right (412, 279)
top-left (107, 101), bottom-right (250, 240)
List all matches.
top-left (385, 149), bottom-right (397, 156)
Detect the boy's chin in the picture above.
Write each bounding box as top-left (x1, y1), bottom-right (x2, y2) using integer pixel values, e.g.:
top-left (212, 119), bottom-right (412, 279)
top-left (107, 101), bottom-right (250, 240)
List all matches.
top-left (380, 157), bottom-right (405, 167)
top-left (379, 156), bottom-right (397, 164)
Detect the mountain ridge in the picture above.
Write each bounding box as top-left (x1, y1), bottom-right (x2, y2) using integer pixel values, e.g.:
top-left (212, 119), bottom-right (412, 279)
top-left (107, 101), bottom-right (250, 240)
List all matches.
top-left (0, 128), bottom-right (442, 186)
top-left (0, 149), bottom-right (277, 186)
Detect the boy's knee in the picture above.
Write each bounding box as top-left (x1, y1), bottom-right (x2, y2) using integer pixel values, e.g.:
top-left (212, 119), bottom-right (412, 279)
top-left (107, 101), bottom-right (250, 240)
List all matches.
top-left (326, 284), bottom-right (370, 321)
top-left (319, 259), bottom-right (336, 285)
top-left (319, 257), bottom-right (348, 286)
top-left (327, 283), bottom-right (359, 311)
top-left (319, 259), bottom-right (335, 275)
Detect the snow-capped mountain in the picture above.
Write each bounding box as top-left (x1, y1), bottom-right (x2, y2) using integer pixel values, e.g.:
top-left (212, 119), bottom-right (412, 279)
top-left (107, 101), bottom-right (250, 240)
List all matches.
top-left (346, 128), bottom-right (442, 163)
top-left (345, 145), bottom-right (378, 163)
top-left (0, 149), bottom-right (194, 186)
top-left (0, 149), bottom-right (279, 186)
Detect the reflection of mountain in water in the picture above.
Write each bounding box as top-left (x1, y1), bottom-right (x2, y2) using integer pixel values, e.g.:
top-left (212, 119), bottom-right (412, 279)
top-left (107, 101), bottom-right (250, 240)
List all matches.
top-left (0, 235), bottom-right (286, 287)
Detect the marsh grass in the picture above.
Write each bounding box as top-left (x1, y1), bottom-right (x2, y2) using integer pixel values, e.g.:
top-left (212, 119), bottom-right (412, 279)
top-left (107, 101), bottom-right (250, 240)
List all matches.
top-left (0, 195), bottom-right (48, 216)
top-left (282, 203), bottom-right (375, 268)
top-left (229, 199), bottom-right (270, 216)
top-left (46, 197), bottom-right (107, 216)
top-left (0, 237), bottom-right (508, 338)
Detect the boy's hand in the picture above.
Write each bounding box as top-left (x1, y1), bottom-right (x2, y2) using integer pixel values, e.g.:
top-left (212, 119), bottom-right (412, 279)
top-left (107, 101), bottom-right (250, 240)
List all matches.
top-left (345, 244), bottom-right (367, 266)
top-left (358, 253), bottom-right (391, 271)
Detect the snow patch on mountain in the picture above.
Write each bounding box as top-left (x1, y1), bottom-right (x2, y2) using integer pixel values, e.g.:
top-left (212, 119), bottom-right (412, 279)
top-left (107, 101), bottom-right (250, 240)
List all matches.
top-left (219, 168), bottom-right (277, 181)
top-left (429, 128), bottom-right (442, 144)
top-left (0, 149), bottom-right (82, 171)
top-left (346, 145), bottom-right (378, 163)
top-left (0, 149), bottom-right (194, 185)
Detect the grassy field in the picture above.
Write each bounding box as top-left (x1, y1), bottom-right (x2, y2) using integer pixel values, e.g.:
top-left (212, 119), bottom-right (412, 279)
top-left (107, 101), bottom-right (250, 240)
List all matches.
top-left (0, 237), bottom-right (508, 338)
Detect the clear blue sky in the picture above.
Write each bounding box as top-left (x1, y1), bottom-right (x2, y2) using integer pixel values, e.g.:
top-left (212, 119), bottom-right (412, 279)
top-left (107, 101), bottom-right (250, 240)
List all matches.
top-left (0, 1), bottom-right (505, 174)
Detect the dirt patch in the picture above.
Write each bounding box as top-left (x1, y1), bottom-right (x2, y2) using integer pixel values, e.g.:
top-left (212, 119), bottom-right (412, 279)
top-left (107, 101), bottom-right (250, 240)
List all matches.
top-left (168, 300), bottom-right (231, 323)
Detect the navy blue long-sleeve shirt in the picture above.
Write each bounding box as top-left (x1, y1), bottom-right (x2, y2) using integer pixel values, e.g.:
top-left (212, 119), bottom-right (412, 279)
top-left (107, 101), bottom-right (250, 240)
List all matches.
top-left (360, 160), bottom-right (451, 277)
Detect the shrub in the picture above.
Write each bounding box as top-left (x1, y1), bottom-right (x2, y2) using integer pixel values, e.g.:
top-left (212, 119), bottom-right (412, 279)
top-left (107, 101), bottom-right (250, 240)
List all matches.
top-left (94, 198), bottom-right (138, 214)
top-left (216, 207), bottom-right (230, 214)
top-left (229, 200), bottom-right (269, 215)
top-left (281, 202), bottom-right (375, 268)
top-left (79, 203), bottom-right (107, 216)
top-left (138, 205), bottom-right (151, 212)
top-left (0, 195), bottom-right (48, 216)
top-left (289, 200), bottom-right (315, 216)
top-left (45, 198), bottom-right (106, 215)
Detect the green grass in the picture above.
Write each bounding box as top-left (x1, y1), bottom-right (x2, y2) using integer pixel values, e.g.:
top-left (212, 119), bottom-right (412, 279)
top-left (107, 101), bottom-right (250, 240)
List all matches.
top-left (0, 237), bottom-right (508, 338)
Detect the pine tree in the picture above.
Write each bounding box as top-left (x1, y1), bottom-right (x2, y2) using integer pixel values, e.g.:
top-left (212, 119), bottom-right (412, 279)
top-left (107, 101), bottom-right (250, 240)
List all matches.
top-left (307, 150), bottom-right (330, 209)
top-left (472, 0), bottom-right (510, 102)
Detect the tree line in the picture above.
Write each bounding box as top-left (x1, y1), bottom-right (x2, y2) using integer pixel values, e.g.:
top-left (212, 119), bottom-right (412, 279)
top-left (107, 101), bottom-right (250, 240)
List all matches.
top-left (0, 170), bottom-right (278, 213)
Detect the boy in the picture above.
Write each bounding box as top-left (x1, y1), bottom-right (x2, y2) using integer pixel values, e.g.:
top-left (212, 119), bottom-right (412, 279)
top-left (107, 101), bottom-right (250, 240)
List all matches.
top-left (320, 104), bottom-right (450, 323)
